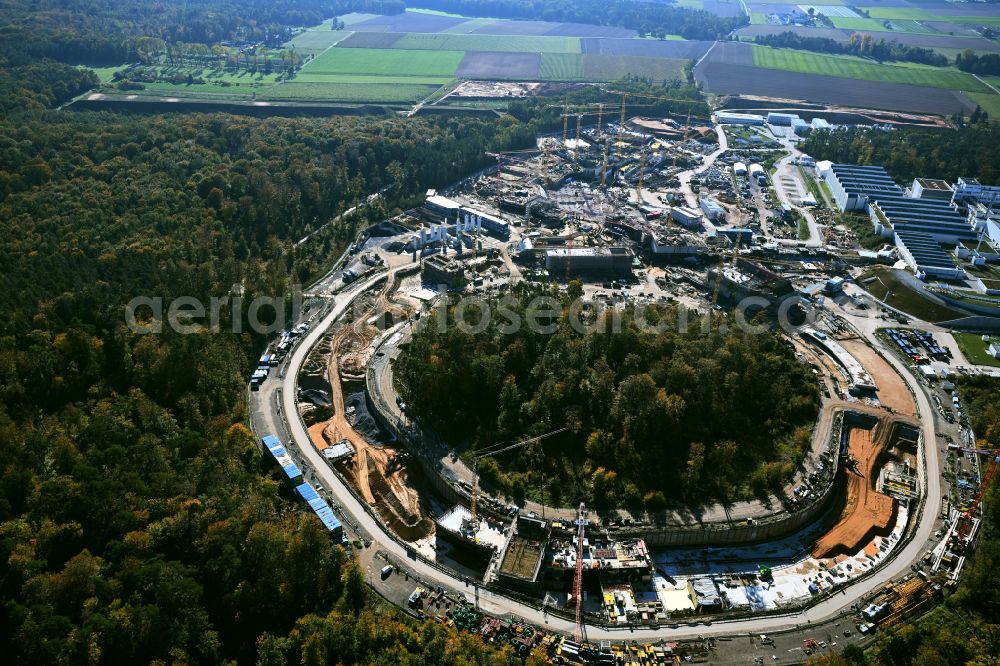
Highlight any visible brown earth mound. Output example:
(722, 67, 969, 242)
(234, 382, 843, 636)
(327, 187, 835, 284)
(813, 423, 897, 558)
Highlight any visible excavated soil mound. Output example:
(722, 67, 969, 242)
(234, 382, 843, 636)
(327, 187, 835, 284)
(813, 425, 897, 558)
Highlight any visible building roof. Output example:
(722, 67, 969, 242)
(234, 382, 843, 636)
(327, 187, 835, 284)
(545, 247, 631, 258)
(690, 578, 722, 606)
(915, 178, 951, 192)
(895, 231, 960, 271)
(426, 194, 461, 211)
(295, 483, 342, 534)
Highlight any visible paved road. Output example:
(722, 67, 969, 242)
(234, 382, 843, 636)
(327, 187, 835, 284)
(771, 137, 823, 247)
(249, 274, 946, 643)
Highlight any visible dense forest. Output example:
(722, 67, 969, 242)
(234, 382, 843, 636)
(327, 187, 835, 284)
(808, 376, 1000, 666)
(1, 0, 998, 663)
(408, 0, 747, 40)
(0, 4, 542, 658)
(393, 286, 820, 510)
(0, 4, 717, 661)
(800, 124, 1000, 186)
(754, 32, 948, 67)
(0, 0, 394, 64)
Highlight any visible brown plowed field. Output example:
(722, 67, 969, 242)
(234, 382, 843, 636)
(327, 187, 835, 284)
(813, 424, 897, 558)
(839, 339, 915, 416)
(695, 44, 976, 116)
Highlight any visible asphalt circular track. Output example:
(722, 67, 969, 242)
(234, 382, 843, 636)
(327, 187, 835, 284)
(252, 271, 942, 641)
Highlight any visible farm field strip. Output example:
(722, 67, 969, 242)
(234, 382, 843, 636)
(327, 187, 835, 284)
(884, 19, 939, 34)
(260, 81, 440, 103)
(289, 30, 353, 52)
(964, 92, 1000, 121)
(301, 47, 465, 77)
(392, 32, 581, 53)
(293, 73, 455, 85)
(829, 17, 893, 31)
(582, 55, 689, 82)
(538, 53, 585, 80)
(751, 45, 990, 92)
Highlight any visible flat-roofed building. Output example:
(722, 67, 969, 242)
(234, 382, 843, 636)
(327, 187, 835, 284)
(895, 231, 967, 280)
(910, 178, 953, 200)
(715, 111, 764, 125)
(670, 206, 704, 228)
(952, 177, 1000, 211)
(544, 247, 633, 278)
(824, 164, 901, 212)
(422, 253, 465, 286)
(868, 194, 975, 244)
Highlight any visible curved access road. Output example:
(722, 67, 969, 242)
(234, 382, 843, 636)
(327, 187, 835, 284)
(255, 273, 943, 642)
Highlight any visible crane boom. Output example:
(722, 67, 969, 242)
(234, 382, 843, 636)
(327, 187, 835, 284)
(469, 427, 568, 528)
(573, 502, 588, 644)
(955, 447, 1000, 543)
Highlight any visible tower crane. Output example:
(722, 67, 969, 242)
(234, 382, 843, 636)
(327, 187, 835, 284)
(948, 445, 1000, 547)
(635, 149, 647, 205)
(600, 139, 610, 190)
(605, 88, 703, 143)
(468, 427, 568, 532)
(572, 502, 588, 644)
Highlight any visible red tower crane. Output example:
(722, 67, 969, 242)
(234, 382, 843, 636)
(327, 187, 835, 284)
(572, 502, 588, 644)
(949, 445, 1000, 545)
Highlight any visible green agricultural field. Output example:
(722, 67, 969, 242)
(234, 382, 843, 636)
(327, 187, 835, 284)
(964, 92, 1000, 121)
(289, 30, 352, 53)
(261, 81, 440, 103)
(948, 16, 1000, 25)
(539, 53, 585, 80)
(829, 17, 889, 31)
(393, 33, 581, 53)
(863, 8, 1000, 25)
(302, 47, 464, 77)
(443, 18, 497, 34)
(751, 46, 989, 92)
(885, 19, 938, 34)
(750, 12, 771, 25)
(293, 73, 455, 85)
(582, 55, 688, 82)
(862, 8, 938, 20)
(86, 65, 128, 82)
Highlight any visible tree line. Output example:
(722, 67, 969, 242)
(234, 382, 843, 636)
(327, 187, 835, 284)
(799, 124, 1000, 186)
(956, 49, 1000, 77)
(407, 0, 747, 40)
(0, 0, 390, 65)
(754, 31, 949, 67)
(393, 286, 820, 511)
(0, 10, 720, 660)
(0, 13, 549, 660)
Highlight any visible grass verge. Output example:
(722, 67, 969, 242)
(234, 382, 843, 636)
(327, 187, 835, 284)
(954, 333, 1000, 367)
